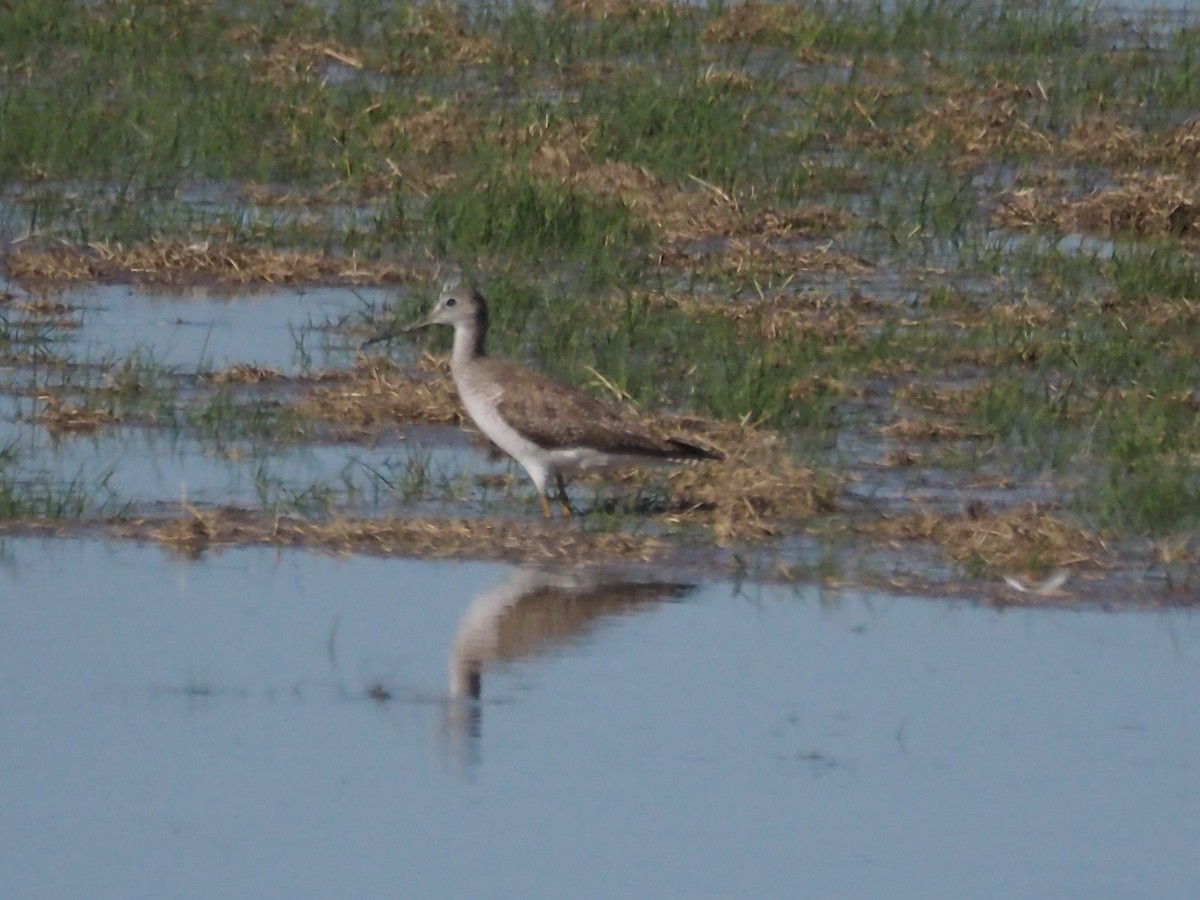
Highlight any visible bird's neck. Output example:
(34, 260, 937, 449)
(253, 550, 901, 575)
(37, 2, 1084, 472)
(451, 317, 487, 370)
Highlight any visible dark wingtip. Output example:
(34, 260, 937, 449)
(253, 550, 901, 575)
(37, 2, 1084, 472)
(668, 438, 724, 461)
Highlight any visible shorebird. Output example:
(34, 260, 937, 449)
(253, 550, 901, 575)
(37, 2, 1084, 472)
(364, 285, 722, 517)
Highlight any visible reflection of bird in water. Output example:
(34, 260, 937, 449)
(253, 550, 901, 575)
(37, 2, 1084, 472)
(441, 567, 695, 767)
(450, 567, 694, 699)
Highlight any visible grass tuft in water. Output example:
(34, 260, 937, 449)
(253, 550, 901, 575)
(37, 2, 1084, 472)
(425, 168, 648, 270)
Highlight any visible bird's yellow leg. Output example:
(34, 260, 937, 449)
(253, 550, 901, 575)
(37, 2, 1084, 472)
(539, 493, 553, 519)
(556, 475, 572, 518)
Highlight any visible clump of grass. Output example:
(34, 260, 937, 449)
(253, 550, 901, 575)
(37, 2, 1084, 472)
(794, 0, 1090, 56)
(186, 389, 308, 443)
(0, 444, 121, 520)
(296, 358, 462, 432)
(1109, 243, 1200, 302)
(658, 419, 839, 543)
(34, 394, 123, 435)
(579, 69, 762, 188)
(1092, 458, 1200, 534)
(701, 2, 823, 47)
(425, 167, 648, 269)
(489, 0, 689, 66)
(26, 347, 181, 428)
(5, 239, 426, 284)
(0, 308, 61, 365)
(861, 504, 1104, 578)
(994, 176, 1200, 242)
(1084, 391, 1200, 533)
(112, 507, 672, 563)
(252, 468, 339, 517)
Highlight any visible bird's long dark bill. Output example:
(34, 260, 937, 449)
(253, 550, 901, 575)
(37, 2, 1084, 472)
(361, 316, 433, 347)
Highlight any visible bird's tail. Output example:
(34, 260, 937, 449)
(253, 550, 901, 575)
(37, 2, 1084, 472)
(666, 438, 724, 461)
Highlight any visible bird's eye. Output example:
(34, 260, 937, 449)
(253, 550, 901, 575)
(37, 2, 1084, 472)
(445, 297, 457, 307)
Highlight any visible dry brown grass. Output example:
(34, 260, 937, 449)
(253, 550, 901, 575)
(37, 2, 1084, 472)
(204, 364, 287, 385)
(385, 101, 482, 158)
(1062, 114, 1200, 169)
(364, 100, 489, 190)
(623, 288, 877, 356)
(656, 238, 867, 281)
(296, 355, 462, 430)
(580, 162, 852, 247)
(843, 79, 1047, 163)
(6, 239, 428, 284)
(993, 173, 1200, 239)
(701, 1, 821, 47)
(1166, 116, 1200, 163)
(559, 0, 682, 23)
(231, 2, 494, 81)
(112, 507, 669, 563)
(380, 1, 496, 69)
(34, 395, 122, 435)
(649, 419, 837, 542)
(718, 290, 876, 346)
(903, 80, 1053, 164)
(852, 95, 1200, 174)
(4, 295, 79, 321)
(1061, 117, 1157, 167)
(840, 77, 1195, 177)
(861, 503, 1106, 575)
(234, 33, 367, 89)
(513, 115, 853, 248)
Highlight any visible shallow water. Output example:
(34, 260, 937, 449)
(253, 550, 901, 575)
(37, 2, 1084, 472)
(0, 415, 481, 513)
(5, 280, 1074, 521)
(59, 283, 386, 374)
(1, 539, 1196, 899)
(0, 283, 503, 514)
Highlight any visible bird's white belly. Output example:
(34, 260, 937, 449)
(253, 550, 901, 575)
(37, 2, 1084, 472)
(545, 446, 640, 474)
(459, 390, 553, 488)
(458, 390, 639, 488)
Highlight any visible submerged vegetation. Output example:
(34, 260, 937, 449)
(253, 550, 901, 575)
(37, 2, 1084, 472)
(1, 0, 1199, 591)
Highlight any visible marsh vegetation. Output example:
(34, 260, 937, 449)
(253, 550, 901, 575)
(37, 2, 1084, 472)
(2, 0, 1199, 597)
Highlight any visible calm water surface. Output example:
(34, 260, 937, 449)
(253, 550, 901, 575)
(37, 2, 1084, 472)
(64, 283, 381, 373)
(1, 539, 1197, 899)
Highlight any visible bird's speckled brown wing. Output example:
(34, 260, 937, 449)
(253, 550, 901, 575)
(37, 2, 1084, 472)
(476, 358, 716, 459)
